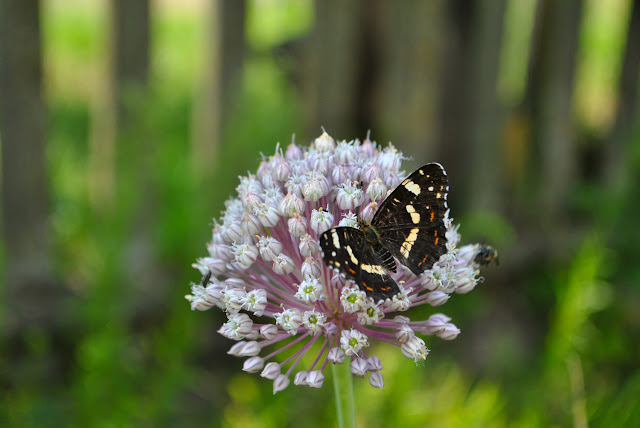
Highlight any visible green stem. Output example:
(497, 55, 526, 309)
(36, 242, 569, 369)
(332, 362, 357, 428)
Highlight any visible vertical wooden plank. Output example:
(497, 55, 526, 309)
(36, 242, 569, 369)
(438, 0, 507, 213)
(193, 0, 246, 179)
(527, 0, 584, 221)
(304, 0, 362, 138)
(0, 0, 58, 332)
(374, 0, 445, 162)
(605, 0, 640, 190)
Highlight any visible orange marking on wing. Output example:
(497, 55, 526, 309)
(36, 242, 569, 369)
(430, 211, 435, 222)
(419, 253, 430, 266)
(348, 267, 356, 274)
(434, 236, 439, 246)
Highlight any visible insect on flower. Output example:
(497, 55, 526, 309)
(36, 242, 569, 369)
(186, 132, 491, 393)
(319, 163, 449, 302)
(474, 244, 499, 266)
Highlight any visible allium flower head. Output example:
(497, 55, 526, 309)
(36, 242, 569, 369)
(186, 132, 489, 393)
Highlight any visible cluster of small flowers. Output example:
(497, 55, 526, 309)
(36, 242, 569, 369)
(186, 132, 487, 393)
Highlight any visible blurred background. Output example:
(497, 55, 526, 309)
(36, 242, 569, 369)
(1, 0, 639, 426)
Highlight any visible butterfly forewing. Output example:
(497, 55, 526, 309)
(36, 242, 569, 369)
(371, 163, 449, 275)
(319, 227, 400, 302)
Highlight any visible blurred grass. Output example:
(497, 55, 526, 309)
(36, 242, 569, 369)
(3, 0, 640, 427)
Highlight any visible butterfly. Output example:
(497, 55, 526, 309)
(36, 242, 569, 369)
(319, 163, 449, 302)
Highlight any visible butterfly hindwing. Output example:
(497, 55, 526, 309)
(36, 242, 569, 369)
(372, 163, 449, 275)
(319, 227, 400, 302)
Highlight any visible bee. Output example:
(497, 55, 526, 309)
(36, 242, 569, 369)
(475, 245, 499, 266)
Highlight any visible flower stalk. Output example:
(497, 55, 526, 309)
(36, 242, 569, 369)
(332, 359, 357, 428)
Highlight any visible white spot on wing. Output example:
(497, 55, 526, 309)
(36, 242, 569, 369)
(345, 245, 359, 265)
(403, 180, 421, 196)
(400, 227, 420, 258)
(405, 205, 421, 224)
(361, 264, 385, 275)
(331, 229, 341, 249)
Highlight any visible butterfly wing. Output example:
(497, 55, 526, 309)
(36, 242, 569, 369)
(319, 227, 400, 302)
(372, 163, 449, 275)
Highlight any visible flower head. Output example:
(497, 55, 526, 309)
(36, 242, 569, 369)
(186, 132, 489, 392)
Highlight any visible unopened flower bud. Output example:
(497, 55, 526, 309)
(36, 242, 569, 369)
(306, 370, 325, 388)
(327, 347, 345, 364)
(260, 324, 279, 340)
(228, 341, 261, 357)
(254, 203, 280, 227)
(314, 131, 335, 152)
(438, 323, 461, 340)
(301, 257, 321, 279)
(395, 324, 415, 343)
(366, 356, 383, 372)
(369, 372, 384, 389)
(294, 371, 308, 386)
(260, 362, 281, 380)
(324, 322, 337, 337)
(279, 193, 305, 217)
(257, 236, 282, 262)
(350, 358, 368, 377)
(288, 214, 307, 238)
(273, 374, 290, 394)
(359, 202, 378, 223)
(272, 157, 291, 183)
(361, 163, 381, 183)
(331, 165, 348, 185)
(285, 142, 303, 160)
(240, 212, 261, 236)
(242, 356, 265, 373)
(231, 242, 258, 270)
(425, 290, 450, 306)
(303, 179, 325, 202)
(299, 234, 319, 257)
(272, 254, 295, 275)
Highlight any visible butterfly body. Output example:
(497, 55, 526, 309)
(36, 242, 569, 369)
(319, 163, 449, 302)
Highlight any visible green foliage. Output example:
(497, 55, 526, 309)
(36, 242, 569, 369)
(246, 0, 314, 51)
